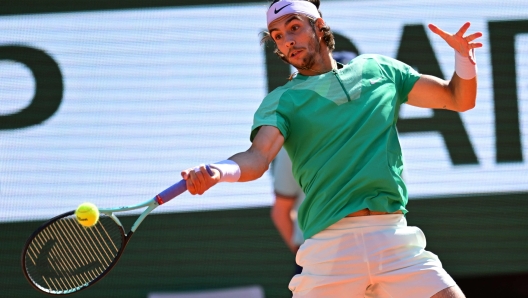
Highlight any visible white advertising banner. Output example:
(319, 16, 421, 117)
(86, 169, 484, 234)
(1, 0, 527, 222)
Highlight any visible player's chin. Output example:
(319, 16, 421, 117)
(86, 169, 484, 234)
(288, 58, 306, 70)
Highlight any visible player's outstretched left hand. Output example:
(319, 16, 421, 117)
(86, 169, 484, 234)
(428, 22, 483, 64)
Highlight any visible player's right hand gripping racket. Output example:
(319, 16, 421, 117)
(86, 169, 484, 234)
(21, 167, 213, 295)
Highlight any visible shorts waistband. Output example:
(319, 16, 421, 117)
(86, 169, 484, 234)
(346, 209, 403, 217)
(326, 213, 406, 231)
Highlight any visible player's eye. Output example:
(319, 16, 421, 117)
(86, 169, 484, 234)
(291, 25, 299, 31)
(273, 34, 282, 41)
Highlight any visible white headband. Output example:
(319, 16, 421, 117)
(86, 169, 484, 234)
(267, 0, 321, 27)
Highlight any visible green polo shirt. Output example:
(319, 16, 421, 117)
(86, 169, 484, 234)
(251, 54, 421, 239)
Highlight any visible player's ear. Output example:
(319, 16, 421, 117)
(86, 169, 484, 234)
(315, 18, 325, 35)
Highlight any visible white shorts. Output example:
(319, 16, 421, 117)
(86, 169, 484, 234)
(289, 214, 456, 298)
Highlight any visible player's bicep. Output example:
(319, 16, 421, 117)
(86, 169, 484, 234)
(407, 74, 457, 110)
(250, 126, 285, 163)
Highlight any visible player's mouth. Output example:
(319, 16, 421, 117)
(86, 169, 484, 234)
(290, 49, 303, 58)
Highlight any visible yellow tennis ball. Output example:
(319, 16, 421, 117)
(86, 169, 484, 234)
(75, 202, 99, 227)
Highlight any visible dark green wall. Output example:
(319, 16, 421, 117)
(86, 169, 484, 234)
(4, 192, 528, 297)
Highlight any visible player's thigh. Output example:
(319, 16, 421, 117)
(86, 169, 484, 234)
(290, 277, 366, 298)
(431, 285, 466, 298)
(369, 231, 457, 298)
(362, 223, 457, 298)
(289, 231, 369, 297)
(373, 263, 457, 298)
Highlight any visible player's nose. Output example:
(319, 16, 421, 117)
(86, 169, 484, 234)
(285, 35, 295, 47)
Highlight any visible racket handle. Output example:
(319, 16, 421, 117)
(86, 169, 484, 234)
(155, 165, 214, 205)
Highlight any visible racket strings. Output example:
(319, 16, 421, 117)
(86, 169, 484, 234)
(24, 214, 124, 294)
(43, 222, 95, 287)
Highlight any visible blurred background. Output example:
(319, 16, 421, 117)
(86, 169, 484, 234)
(1, 0, 527, 297)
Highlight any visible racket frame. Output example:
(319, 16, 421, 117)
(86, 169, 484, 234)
(99, 197, 160, 234)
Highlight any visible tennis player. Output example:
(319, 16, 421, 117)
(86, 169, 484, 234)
(182, 0, 482, 297)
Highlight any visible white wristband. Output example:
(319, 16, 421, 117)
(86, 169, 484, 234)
(210, 160, 241, 183)
(455, 50, 477, 80)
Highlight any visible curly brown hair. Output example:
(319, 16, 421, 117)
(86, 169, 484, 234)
(260, 0, 335, 63)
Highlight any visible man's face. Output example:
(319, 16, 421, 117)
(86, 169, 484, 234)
(268, 14, 320, 70)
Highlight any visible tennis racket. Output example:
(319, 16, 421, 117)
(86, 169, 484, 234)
(21, 166, 213, 295)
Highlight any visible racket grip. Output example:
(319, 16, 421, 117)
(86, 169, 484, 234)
(155, 165, 214, 205)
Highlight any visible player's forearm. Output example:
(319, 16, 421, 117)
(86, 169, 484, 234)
(448, 74, 477, 112)
(229, 149, 270, 182)
(408, 69, 477, 112)
(183, 126, 282, 194)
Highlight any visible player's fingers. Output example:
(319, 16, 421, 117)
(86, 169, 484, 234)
(468, 42, 483, 49)
(186, 174, 196, 194)
(193, 166, 204, 179)
(197, 167, 209, 195)
(455, 22, 471, 36)
(193, 165, 207, 188)
(428, 23, 450, 40)
(188, 169, 201, 194)
(181, 168, 193, 180)
(199, 164, 213, 180)
(465, 32, 482, 43)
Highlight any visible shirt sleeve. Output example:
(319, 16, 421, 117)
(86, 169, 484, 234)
(250, 88, 290, 142)
(377, 55, 421, 104)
